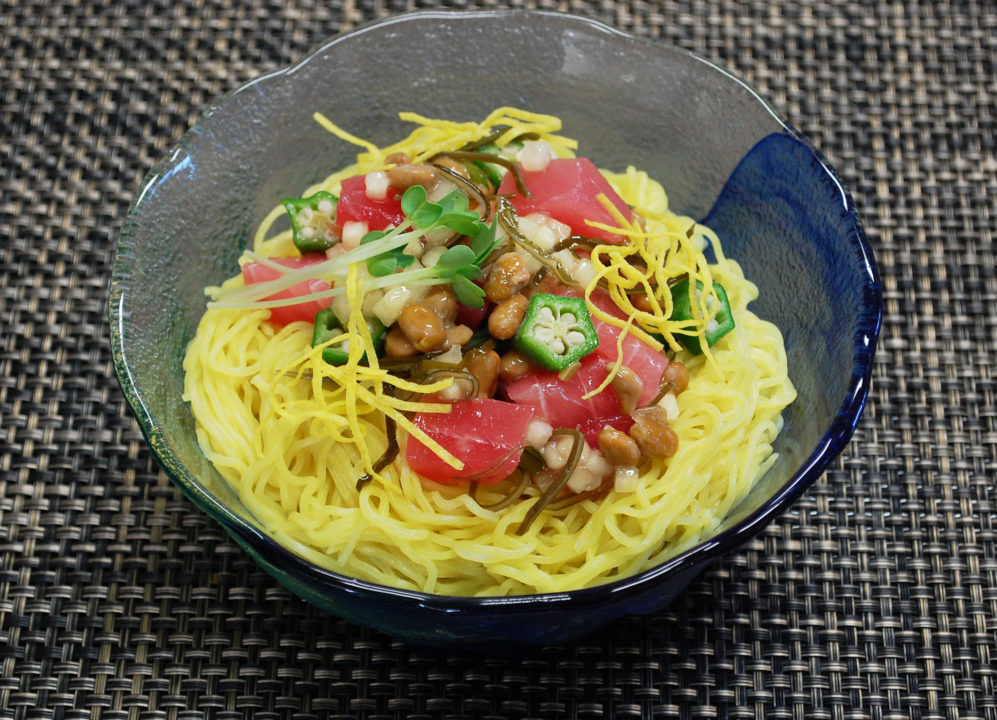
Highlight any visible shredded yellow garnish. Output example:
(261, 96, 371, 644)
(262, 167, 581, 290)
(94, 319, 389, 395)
(240, 109, 588, 475)
(586, 178, 730, 366)
(252, 107, 575, 257)
(312, 112, 383, 158)
(578, 187, 728, 399)
(182, 109, 797, 596)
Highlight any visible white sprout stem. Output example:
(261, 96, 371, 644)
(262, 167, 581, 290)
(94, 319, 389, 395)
(362, 267, 449, 292)
(207, 222, 417, 308)
(241, 252, 306, 274)
(213, 284, 348, 309)
(211, 263, 462, 311)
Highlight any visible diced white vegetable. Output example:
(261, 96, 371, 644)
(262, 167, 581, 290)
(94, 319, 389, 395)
(658, 392, 680, 422)
(525, 419, 553, 449)
(434, 345, 462, 366)
(614, 467, 640, 493)
(329, 267, 379, 326)
(567, 468, 599, 494)
(541, 434, 575, 471)
(361, 289, 384, 317)
(586, 449, 613, 481)
(518, 213, 569, 252)
(519, 140, 553, 172)
(518, 210, 601, 286)
(330, 294, 352, 325)
(552, 249, 578, 277)
(365, 171, 390, 200)
(427, 179, 457, 203)
(372, 286, 413, 326)
(401, 236, 423, 258)
(423, 227, 455, 247)
(533, 468, 558, 493)
(438, 378, 472, 402)
(341, 221, 368, 251)
(371, 283, 428, 326)
(573, 258, 597, 287)
(421, 245, 447, 268)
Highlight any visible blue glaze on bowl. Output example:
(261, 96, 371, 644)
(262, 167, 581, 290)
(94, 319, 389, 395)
(110, 10, 881, 648)
(206, 131, 881, 647)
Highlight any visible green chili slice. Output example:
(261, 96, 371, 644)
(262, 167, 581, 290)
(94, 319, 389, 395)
(669, 278, 735, 355)
(514, 294, 599, 372)
(281, 191, 339, 252)
(311, 308, 386, 366)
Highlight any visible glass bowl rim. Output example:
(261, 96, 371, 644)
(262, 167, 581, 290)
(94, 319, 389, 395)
(110, 8, 883, 611)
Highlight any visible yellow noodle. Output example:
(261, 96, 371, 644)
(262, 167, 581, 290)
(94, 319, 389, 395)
(182, 110, 796, 596)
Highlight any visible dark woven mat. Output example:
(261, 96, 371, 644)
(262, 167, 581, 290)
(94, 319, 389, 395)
(2, 0, 996, 717)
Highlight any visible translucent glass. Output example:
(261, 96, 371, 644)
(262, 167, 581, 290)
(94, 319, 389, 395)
(111, 10, 880, 647)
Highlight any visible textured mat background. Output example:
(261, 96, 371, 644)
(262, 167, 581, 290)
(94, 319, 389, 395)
(2, 0, 995, 718)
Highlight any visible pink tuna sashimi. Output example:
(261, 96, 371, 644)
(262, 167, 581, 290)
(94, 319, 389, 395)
(333, 173, 405, 232)
(569, 289, 669, 407)
(407, 399, 535, 485)
(502, 288, 669, 439)
(241, 255, 332, 326)
(576, 414, 635, 447)
(503, 353, 622, 435)
(496, 157, 632, 244)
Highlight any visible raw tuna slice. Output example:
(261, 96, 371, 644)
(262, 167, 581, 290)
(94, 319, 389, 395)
(406, 399, 535, 485)
(502, 286, 669, 441)
(503, 353, 622, 433)
(496, 157, 632, 244)
(241, 255, 332, 326)
(568, 289, 670, 407)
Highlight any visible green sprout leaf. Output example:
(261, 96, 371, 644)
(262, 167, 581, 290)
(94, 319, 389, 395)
(441, 214, 482, 236)
(362, 230, 395, 276)
(361, 229, 388, 245)
(400, 185, 428, 217)
(401, 185, 444, 228)
(435, 245, 476, 272)
(436, 190, 483, 235)
(362, 229, 418, 276)
(367, 255, 396, 277)
(360, 236, 415, 277)
(395, 254, 415, 269)
(469, 218, 500, 264)
(438, 190, 469, 215)
(450, 274, 486, 308)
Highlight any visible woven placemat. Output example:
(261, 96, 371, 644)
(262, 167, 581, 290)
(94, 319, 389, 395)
(2, 0, 995, 717)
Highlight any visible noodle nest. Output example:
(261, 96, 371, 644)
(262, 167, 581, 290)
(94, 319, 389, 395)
(183, 109, 796, 596)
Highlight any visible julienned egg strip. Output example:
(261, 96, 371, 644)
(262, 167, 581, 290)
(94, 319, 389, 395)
(182, 108, 796, 596)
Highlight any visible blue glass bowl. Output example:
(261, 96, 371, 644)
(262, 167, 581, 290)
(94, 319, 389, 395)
(110, 10, 881, 647)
